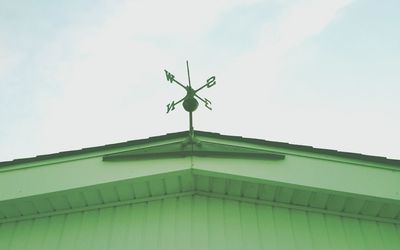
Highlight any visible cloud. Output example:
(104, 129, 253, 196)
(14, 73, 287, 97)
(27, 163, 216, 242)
(265, 0, 352, 52)
(207, 0, 354, 147)
(239, 0, 352, 65)
(220, 0, 353, 99)
(29, 0, 258, 152)
(0, 41, 20, 82)
(35, 0, 353, 148)
(0, 0, 359, 160)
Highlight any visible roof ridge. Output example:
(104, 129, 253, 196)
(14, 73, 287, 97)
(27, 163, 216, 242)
(0, 130, 398, 168)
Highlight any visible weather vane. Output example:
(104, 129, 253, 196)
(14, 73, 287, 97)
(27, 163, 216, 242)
(164, 60, 216, 141)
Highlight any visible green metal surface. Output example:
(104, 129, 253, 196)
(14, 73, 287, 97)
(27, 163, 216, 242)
(1, 195, 399, 250)
(0, 131, 399, 219)
(0, 131, 399, 249)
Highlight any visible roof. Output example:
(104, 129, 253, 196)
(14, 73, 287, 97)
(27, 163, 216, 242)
(1, 130, 399, 168)
(1, 130, 399, 225)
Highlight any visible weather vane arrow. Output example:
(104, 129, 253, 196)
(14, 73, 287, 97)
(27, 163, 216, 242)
(164, 60, 216, 141)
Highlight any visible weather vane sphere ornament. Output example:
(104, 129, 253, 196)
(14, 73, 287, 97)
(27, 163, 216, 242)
(182, 93, 199, 112)
(164, 60, 216, 139)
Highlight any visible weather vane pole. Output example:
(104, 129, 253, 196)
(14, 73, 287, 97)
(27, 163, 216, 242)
(164, 60, 216, 141)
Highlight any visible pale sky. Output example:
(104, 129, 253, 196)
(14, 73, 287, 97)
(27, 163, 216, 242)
(0, 0, 399, 161)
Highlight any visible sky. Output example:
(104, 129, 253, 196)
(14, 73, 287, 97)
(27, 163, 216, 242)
(0, 0, 399, 161)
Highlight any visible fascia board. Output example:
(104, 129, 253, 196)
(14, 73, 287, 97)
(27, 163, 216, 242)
(191, 155, 400, 202)
(0, 156, 191, 202)
(195, 135, 400, 170)
(0, 136, 188, 172)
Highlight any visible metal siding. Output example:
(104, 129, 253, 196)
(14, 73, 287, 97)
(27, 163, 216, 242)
(1, 195, 399, 250)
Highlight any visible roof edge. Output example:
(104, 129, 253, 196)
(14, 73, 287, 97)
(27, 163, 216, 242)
(0, 130, 399, 168)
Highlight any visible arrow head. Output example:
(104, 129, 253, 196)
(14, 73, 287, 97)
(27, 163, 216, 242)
(166, 101, 176, 113)
(206, 76, 216, 88)
(164, 70, 175, 83)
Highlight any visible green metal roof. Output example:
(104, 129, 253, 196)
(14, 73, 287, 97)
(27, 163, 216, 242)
(0, 130, 399, 168)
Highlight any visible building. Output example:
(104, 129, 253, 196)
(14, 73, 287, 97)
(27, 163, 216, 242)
(0, 130, 399, 249)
